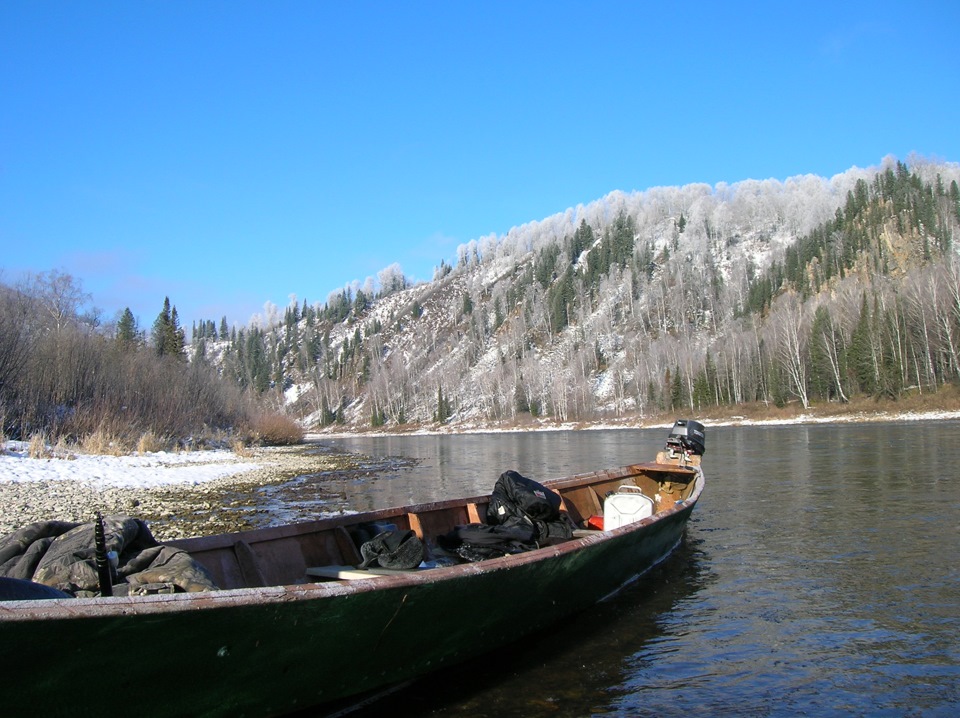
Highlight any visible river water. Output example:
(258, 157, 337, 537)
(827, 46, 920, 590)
(313, 422, 960, 717)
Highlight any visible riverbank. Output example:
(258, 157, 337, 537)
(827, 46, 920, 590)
(0, 443, 365, 540)
(315, 399, 960, 437)
(4, 401, 959, 540)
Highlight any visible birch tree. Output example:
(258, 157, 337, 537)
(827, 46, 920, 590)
(767, 291, 810, 409)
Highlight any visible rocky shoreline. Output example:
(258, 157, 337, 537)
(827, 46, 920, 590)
(0, 444, 367, 541)
(6, 407, 959, 542)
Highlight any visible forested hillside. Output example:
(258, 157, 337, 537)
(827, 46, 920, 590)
(3, 156, 959, 444)
(202, 156, 960, 430)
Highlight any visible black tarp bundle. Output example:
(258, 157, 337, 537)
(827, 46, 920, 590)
(0, 515, 217, 598)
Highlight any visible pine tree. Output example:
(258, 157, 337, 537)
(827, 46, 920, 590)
(670, 366, 684, 410)
(192, 337, 207, 364)
(152, 297, 172, 355)
(570, 219, 595, 259)
(848, 294, 877, 395)
(116, 307, 139, 347)
(246, 328, 270, 392)
(809, 305, 834, 400)
(548, 267, 574, 333)
(169, 307, 185, 356)
(152, 297, 185, 358)
(434, 384, 453, 423)
(692, 369, 710, 409)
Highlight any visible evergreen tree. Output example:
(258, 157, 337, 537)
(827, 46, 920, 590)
(670, 366, 684, 410)
(434, 384, 453, 423)
(152, 297, 172, 355)
(169, 307, 186, 356)
(809, 305, 835, 401)
(877, 297, 904, 399)
(371, 402, 386, 427)
(152, 297, 185, 359)
(548, 267, 574, 333)
(692, 369, 710, 409)
(192, 337, 207, 364)
(354, 290, 369, 314)
(246, 328, 270, 392)
(569, 219, 595, 259)
(116, 307, 139, 347)
(848, 294, 877, 395)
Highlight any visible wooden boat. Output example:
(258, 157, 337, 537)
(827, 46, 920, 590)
(0, 421, 705, 717)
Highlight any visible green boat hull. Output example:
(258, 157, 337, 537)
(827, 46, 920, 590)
(0, 503, 694, 717)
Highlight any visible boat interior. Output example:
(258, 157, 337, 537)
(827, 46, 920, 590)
(169, 454, 700, 591)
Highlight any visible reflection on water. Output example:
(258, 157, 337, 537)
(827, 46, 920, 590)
(327, 429, 668, 512)
(317, 422, 960, 717)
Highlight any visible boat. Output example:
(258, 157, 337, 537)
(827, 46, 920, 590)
(0, 420, 705, 717)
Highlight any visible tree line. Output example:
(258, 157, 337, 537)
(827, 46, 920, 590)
(0, 275, 301, 447)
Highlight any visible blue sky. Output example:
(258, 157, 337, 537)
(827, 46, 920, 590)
(2, 1, 958, 331)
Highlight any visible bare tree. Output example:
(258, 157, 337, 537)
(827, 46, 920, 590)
(767, 291, 810, 409)
(23, 269, 90, 334)
(0, 285, 33, 406)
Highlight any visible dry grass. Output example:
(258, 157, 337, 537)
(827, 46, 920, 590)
(79, 426, 127, 456)
(27, 432, 50, 459)
(136, 430, 165, 454)
(231, 438, 253, 457)
(51, 436, 77, 460)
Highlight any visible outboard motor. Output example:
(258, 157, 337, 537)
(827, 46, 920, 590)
(666, 419, 706, 456)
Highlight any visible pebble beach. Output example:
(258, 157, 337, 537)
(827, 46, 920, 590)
(0, 441, 362, 541)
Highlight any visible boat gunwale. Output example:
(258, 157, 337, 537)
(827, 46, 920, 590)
(0, 462, 703, 621)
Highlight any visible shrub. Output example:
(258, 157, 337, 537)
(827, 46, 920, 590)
(249, 413, 304, 446)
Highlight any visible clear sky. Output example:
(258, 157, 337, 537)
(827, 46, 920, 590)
(2, 1, 958, 331)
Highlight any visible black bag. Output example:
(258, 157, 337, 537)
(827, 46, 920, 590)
(437, 520, 538, 562)
(487, 470, 562, 525)
(358, 529, 425, 570)
(533, 515, 576, 544)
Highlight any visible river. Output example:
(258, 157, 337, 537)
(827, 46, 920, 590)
(310, 421, 960, 717)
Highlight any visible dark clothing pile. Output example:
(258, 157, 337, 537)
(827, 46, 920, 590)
(0, 515, 218, 598)
(438, 470, 575, 562)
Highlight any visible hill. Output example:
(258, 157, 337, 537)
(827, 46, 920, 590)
(191, 155, 960, 432)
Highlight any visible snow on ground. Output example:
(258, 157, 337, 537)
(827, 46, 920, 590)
(0, 442, 260, 488)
